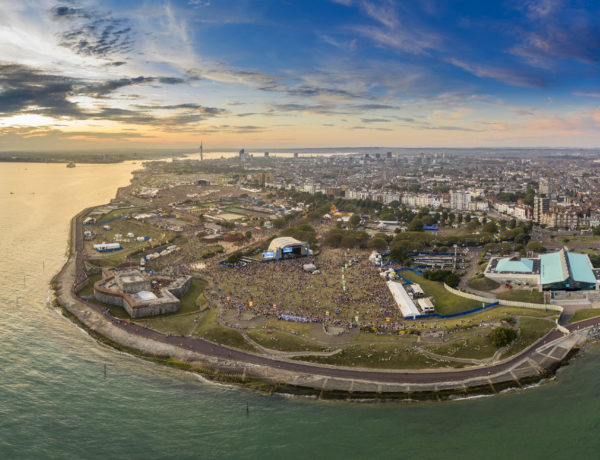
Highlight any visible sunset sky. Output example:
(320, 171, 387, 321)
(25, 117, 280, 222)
(1, 0, 600, 151)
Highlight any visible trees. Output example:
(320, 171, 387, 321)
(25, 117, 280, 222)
(349, 213, 361, 227)
(482, 221, 498, 234)
(408, 217, 424, 232)
(390, 245, 409, 265)
(379, 211, 396, 221)
(489, 327, 517, 348)
(272, 218, 287, 229)
(227, 252, 243, 264)
(367, 237, 388, 251)
(526, 241, 545, 253)
(281, 223, 317, 244)
(323, 228, 369, 248)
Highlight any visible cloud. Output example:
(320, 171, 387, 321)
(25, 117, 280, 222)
(0, 63, 221, 126)
(420, 125, 481, 132)
(270, 102, 396, 115)
(511, 0, 600, 66)
(361, 118, 390, 123)
(53, 5, 135, 61)
(351, 1, 441, 55)
(446, 58, 547, 88)
(573, 91, 600, 99)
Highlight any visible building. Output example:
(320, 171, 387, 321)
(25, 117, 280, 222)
(94, 269, 192, 318)
(263, 237, 309, 260)
(534, 196, 550, 223)
(539, 178, 552, 197)
(484, 247, 598, 291)
(450, 190, 471, 211)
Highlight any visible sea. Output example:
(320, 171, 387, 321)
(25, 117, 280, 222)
(1, 161, 600, 459)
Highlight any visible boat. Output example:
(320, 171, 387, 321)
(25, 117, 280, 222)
(67, 162, 76, 168)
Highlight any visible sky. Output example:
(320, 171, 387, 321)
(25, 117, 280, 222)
(1, 0, 600, 151)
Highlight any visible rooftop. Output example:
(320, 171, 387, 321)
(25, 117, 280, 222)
(495, 257, 534, 273)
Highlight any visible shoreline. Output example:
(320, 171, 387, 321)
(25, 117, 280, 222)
(52, 202, 600, 402)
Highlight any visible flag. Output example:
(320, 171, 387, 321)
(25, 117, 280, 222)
(249, 301, 253, 307)
(354, 315, 359, 322)
(386, 316, 390, 323)
(325, 310, 329, 317)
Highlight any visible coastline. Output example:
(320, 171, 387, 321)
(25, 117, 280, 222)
(52, 201, 600, 402)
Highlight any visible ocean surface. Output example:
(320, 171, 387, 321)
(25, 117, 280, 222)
(1, 162, 600, 459)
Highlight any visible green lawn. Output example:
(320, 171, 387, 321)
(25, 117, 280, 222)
(400, 271, 481, 315)
(501, 317, 555, 359)
(76, 273, 102, 297)
(297, 343, 465, 369)
(468, 276, 500, 291)
(137, 312, 199, 336)
(497, 289, 545, 304)
(191, 309, 256, 351)
(428, 331, 497, 360)
(246, 329, 330, 352)
(569, 308, 600, 324)
(179, 278, 208, 313)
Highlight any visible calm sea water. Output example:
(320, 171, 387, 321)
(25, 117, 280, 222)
(1, 162, 600, 459)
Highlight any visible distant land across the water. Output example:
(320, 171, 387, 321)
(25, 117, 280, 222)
(1, 147, 599, 164)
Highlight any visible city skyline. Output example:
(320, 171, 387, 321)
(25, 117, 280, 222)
(2, 0, 600, 150)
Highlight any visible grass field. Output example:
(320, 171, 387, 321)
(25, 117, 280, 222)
(402, 306, 557, 332)
(468, 276, 500, 291)
(297, 343, 465, 369)
(76, 273, 102, 297)
(246, 329, 330, 352)
(179, 278, 208, 313)
(191, 309, 256, 351)
(569, 308, 600, 324)
(501, 317, 555, 359)
(138, 312, 199, 336)
(400, 271, 481, 315)
(428, 331, 497, 360)
(496, 289, 545, 304)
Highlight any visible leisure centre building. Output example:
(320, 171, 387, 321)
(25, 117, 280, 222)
(484, 247, 600, 291)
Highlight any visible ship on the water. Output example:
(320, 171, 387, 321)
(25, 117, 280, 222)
(67, 162, 76, 168)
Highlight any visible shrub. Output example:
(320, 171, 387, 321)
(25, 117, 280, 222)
(489, 327, 517, 348)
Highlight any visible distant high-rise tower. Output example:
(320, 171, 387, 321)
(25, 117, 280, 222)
(539, 178, 552, 198)
(264, 151, 269, 158)
(386, 151, 392, 159)
(294, 152, 299, 159)
(199, 141, 203, 161)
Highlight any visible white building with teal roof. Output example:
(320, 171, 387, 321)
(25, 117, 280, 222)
(484, 247, 599, 291)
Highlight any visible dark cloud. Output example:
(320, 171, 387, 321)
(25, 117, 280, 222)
(0, 63, 222, 126)
(420, 125, 481, 132)
(140, 103, 225, 114)
(51, 6, 90, 19)
(361, 118, 390, 123)
(52, 5, 134, 60)
(271, 102, 396, 115)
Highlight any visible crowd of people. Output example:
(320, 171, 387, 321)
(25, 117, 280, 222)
(205, 248, 404, 329)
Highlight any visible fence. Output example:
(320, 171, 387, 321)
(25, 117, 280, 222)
(443, 284, 563, 313)
(405, 301, 500, 320)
